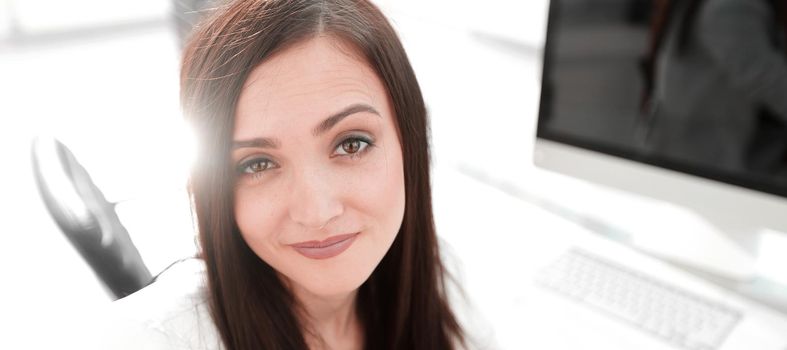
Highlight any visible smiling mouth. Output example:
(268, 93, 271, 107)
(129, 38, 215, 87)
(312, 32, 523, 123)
(289, 232, 359, 259)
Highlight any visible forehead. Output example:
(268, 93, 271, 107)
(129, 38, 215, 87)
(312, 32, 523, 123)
(234, 36, 390, 139)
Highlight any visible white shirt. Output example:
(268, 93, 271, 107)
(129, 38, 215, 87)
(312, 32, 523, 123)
(101, 258, 223, 350)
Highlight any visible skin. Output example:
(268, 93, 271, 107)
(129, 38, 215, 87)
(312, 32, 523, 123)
(231, 35, 406, 349)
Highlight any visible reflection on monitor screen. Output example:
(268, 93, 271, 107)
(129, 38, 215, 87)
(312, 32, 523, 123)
(535, 0, 787, 282)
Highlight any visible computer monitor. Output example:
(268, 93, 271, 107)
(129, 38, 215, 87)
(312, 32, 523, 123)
(534, 0, 787, 282)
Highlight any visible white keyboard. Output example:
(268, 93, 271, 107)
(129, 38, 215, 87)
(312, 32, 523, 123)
(536, 249, 742, 350)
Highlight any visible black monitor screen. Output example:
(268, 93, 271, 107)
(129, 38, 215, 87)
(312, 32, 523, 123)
(537, 0, 787, 197)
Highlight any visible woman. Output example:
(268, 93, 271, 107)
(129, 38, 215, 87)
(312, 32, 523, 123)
(107, 0, 469, 349)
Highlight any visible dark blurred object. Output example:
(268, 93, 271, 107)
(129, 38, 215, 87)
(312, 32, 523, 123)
(627, 0, 654, 23)
(744, 109, 787, 176)
(172, 0, 217, 45)
(31, 136, 151, 300)
(641, 0, 787, 175)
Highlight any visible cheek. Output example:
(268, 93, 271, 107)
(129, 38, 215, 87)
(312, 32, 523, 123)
(352, 140, 406, 233)
(233, 187, 283, 261)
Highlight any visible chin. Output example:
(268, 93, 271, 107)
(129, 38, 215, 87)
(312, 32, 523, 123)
(271, 270, 355, 302)
(302, 268, 376, 301)
(302, 281, 361, 299)
(297, 263, 374, 298)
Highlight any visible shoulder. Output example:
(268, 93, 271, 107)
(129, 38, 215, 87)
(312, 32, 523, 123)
(100, 259, 224, 350)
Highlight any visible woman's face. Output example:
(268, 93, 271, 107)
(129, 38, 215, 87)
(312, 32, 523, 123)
(232, 36, 405, 298)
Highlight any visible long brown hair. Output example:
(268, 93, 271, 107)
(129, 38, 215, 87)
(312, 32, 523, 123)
(179, 1, 465, 349)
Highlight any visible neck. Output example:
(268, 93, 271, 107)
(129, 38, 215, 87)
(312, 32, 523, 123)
(289, 284, 363, 350)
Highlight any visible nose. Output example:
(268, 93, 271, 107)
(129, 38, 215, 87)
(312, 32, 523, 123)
(287, 167, 344, 230)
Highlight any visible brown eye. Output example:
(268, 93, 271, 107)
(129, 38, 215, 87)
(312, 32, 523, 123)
(334, 136, 372, 157)
(250, 160, 270, 172)
(342, 139, 361, 154)
(239, 158, 276, 175)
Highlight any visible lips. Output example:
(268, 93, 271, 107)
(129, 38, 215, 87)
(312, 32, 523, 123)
(289, 232, 359, 259)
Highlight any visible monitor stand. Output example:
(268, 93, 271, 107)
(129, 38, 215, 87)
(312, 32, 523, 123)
(621, 201, 760, 283)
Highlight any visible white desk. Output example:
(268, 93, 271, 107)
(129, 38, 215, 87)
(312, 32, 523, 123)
(431, 164, 787, 349)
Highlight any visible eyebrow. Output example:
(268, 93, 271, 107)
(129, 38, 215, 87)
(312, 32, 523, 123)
(232, 103, 381, 150)
(312, 103, 380, 137)
(232, 137, 280, 150)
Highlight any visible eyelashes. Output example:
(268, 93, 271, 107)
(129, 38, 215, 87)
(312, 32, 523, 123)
(235, 135, 376, 181)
